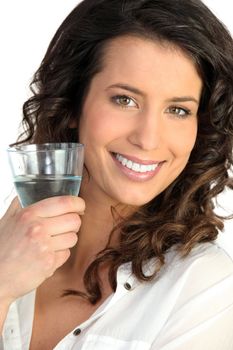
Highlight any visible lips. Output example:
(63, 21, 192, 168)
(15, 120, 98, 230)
(111, 152, 164, 182)
(115, 153, 160, 173)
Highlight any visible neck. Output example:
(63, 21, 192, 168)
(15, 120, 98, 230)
(59, 174, 137, 279)
(64, 180, 127, 274)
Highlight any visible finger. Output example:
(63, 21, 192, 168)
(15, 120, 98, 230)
(2, 197, 22, 219)
(27, 196, 85, 218)
(41, 213, 81, 236)
(51, 232, 78, 251)
(54, 249, 71, 269)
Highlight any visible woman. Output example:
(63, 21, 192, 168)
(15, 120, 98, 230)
(0, 0, 233, 349)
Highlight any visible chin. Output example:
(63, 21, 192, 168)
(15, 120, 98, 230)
(114, 191, 156, 207)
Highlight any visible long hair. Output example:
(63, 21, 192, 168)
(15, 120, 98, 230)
(16, 0, 233, 303)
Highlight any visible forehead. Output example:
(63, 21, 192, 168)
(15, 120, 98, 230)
(96, 35, 202, 97)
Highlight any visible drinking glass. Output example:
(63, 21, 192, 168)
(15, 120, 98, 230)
(7, 143, 84, 207)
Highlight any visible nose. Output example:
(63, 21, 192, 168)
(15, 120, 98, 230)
(127, 110, 162, 151)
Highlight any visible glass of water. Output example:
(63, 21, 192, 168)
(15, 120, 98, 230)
(7, 143, 84, 207)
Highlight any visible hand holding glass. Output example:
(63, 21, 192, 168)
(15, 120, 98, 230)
(7, 143, 84, 207)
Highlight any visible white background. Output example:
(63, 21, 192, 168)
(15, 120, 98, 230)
(0, 1, 232, 253)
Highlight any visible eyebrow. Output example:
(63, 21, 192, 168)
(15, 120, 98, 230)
(106, 83, 199, 105)
(106, 83, 145, 97)
(165, 96, 199, 105)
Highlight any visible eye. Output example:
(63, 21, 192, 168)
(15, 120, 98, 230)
(111, 95, 138, 108)
(166, 106, 192, 118)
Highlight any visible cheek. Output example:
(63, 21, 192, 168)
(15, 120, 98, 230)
(169, 122, 198, 157)
(79, 110, 107, 146)
(81, 118, 115, 148)
(79, 105, 125, 147)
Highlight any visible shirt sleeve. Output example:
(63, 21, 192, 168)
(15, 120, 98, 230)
(151, 248, 233, 350)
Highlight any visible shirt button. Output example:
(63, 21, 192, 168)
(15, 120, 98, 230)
(124, 282, 132, 290)
(73, 328, 82, 336)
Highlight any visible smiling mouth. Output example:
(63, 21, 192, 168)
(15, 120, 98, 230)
(111, 152, 163, 174)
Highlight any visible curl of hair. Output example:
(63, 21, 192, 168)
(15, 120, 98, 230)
(15, 0, 233, 304)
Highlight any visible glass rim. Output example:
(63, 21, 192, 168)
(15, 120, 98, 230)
(7, 142, 84, 153)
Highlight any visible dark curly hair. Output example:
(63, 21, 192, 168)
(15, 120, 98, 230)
(16, 0, 233, 303)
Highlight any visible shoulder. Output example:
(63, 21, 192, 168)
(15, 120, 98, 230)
(157, 242, 233, 310)
(140, 241, 233, 293)
(149, 244, 233, 349)
(165, 241, 233, 278)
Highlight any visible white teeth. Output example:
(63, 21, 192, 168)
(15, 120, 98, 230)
(122, 157, 127, 166)
(140, 164, 149, 172)
(115, 153, 159, 173)
(132, 163, 140, 172)
(126, 160, 133, 169)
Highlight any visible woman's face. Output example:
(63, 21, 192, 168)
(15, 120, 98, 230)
(79, 36, 202, 207)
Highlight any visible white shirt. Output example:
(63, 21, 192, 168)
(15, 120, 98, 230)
(1, 241, 233, 350)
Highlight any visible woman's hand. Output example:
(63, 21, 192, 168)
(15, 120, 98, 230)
(0, 195, 85, 305)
